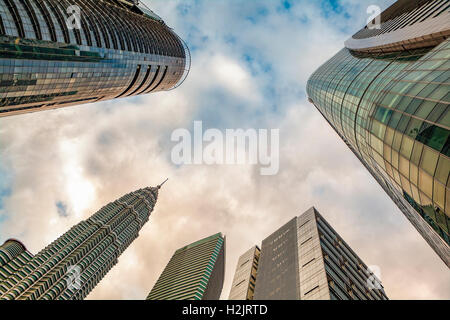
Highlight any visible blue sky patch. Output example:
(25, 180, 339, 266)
(56, 201, 69, 217)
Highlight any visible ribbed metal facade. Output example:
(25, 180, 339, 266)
(0, 0, 189, 117)
(0, 185, 160, 300)
(146, 233, 225, 300)
(253, 208, 388, 300)
(0, 239, 33, 274)
(228, 245, 260, 300)
(307, 0, 450, 267)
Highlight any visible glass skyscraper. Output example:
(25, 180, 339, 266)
(307, 0, 450, 266)
(228, 245, 260, 300)
(146, 233, 225, 300)
(0, 184, 162, 300)
(0, 0, 190, 117)
(250, 207, 388, 300)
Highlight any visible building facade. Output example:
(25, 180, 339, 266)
(252, 208, 388, 300)
(254, 217, 299, 300)
(307, 0, 450, 266)
(147, 233, 225, 300)
(0, 0, 190, 117)
(0, 184, 162, 300)
(228, 245, 260, 300)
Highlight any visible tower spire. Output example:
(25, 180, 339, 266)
(158, 178, 168, 189)
(0, 186, 158, 300)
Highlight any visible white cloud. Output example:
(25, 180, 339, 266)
(211, 55, 259, 101)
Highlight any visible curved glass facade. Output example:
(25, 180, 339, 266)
(307, 39, 450, 266)
(0, 186, 160, 300)
(0, 0, 188, 117)
(0, 239, 28, 266)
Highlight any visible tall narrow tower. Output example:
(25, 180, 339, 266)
(146, 233, 226, 300)
(228, 245, 260, 300)
(307, 0, 450, 266)
(0, 0, 190, 117)
(0, 183, 164, 300)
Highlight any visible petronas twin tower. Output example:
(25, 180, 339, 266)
(0, 0, 191, 300)
(0, 184, 163, 300)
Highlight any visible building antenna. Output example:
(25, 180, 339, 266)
(158, 178, 168, 189)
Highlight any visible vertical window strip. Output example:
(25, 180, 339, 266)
(4, 0, 25, 38)
(433, 2, 450, 18)
(45, 0, 70, 43)
(90, 3, 118, 49)
(116, 65, 142, 98)
(77, 9, 92, 46)
(139, 65, 160, 94)
(79, 0, 110, 48)
(19, 0, 42, 40)
(32, 0, 57, 42)
(111, 7, 138, 52)
(127, 65, 152, 97)
(149, 66, 168, 92)
(77, 0, 102, 48)
(419, 0, 447, 22)
(101, 3, 130, 51)
(122, 10, 148, 53)
(408, 0, 442, 27)
(0, 14, 5, 35)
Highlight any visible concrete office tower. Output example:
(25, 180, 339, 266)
(147, 233, 225, 300)
(307, 0, 450, 266)
(0, 0, 190, 117)
(228, 245, 260, 300)
(253, 208, 388, 300)
(0, 183, 163, 300)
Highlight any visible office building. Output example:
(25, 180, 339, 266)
(228, 245, 260, 300)
(0, 183, 163, 299)
(147, 233, 225, 300)
(250, 207, 388, 300)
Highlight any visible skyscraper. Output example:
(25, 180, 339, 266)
(0, 183, 163, 300)
(307, 0, 450, 266)
(0, 0, 190, 117)
(146, 233, 225, 300)
(249, 207, 388, 300)
(228, 245, 260, 300)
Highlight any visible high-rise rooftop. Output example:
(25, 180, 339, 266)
(0, 0, 190, 117)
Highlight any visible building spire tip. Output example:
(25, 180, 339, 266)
(158, 178, 168, 189)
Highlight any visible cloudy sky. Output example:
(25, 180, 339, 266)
(0, 0, 449, 300)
